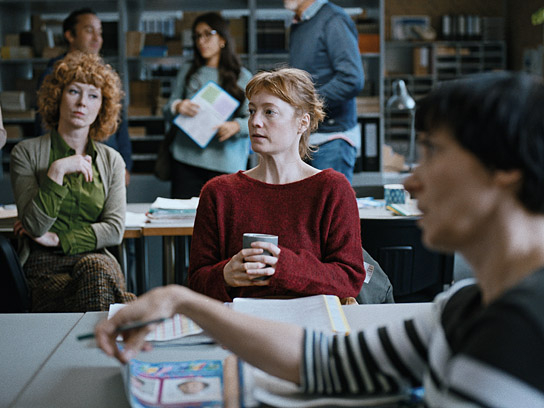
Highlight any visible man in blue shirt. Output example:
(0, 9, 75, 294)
(285, 0, 364, 182)
(35, 8, 133, 185)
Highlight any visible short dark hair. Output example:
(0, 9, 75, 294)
(416, 71, 544, 213)
(63, 8, 97, 41)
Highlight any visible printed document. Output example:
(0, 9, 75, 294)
(173, 81, 240, 148)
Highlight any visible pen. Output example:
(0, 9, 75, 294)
(77, 317, 168, 341)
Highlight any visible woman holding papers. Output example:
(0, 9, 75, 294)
(164, 12, 252, 199)
(97, 72, 544, 407)
(188, 68, 365, 301)
(10, 52, 135, 312)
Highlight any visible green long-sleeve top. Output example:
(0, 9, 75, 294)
(10, 130, 126, 263)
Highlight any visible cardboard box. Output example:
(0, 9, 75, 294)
(358, 34, 379, 53)
(144, 33, 164, 46)
(15, 78, 38, 108)
(41, 46, 65, 59)
(0, 91, 28, 112)
(413, 47, 430, 76)
(177, 12, 202, 33)
(126, 31, 145, 57)
(1, 109, 35, 120)
(4, 125, 23, 139)
(129, 79, 161, 114)
(128, 126, 147, 137)
(166, 40, 183, 56)
(230, 17, 247, 54)
(128, 105, 153, 117)
(0, 46, 34, 59)
(4, 34, 20, 47)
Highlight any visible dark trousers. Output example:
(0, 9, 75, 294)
(171, 160, 226, 199)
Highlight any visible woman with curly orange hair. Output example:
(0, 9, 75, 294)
(10, 51, 135, 312)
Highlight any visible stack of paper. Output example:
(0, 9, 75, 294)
(146, 197, 199, 222)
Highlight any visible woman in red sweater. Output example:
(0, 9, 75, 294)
(187, 68, 365, 301)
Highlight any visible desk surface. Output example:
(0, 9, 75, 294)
(7, 302, 432, 407)
(0, 313, 84, 407)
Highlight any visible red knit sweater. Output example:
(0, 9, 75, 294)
(188, 169, 365, 301)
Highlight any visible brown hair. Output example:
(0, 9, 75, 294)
(245, 67, 325, 160)
(37, 51, 123, 141)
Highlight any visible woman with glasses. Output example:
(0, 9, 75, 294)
(163, 12, 252, 199)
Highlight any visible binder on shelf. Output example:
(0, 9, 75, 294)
(360, 118, 380, 172)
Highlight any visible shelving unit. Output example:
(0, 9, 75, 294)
(383, 40, 506, 163)
(0, 0, 388, 187)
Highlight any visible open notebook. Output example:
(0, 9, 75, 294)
(232, 294, 350, 334)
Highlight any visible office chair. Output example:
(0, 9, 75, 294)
(361, 217, 454, 303)
(0, 235, 31, 312)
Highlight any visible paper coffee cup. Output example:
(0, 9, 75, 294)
(384, 184, 406, 207)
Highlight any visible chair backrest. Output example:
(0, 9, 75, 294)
(361, 217, 454, 303)
(0, 236, 31, 312)
(357, 247, 395, 304)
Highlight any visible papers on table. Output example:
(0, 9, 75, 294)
(125, 212, 148, 227)
(0, 205, 17, 219)
(150, 197, 200, 210)
(173, 81, 240, 148)
(146, 197, 199, 222)
(386, 202, 422, 216)
(232, 295, 350, 334)
(108, 303, 203, 343)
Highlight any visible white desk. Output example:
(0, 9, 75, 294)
(0, 313, 84, 407)
(7, 302, 433, 407)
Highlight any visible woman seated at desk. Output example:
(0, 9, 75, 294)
(10, 51, 135, 312)
(97, 71, 544, 406)
(188, 68, 365, 301)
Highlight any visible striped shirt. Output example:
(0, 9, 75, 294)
(302, 271, 544, 407)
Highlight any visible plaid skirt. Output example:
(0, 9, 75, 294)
(24, 247, 137, 312)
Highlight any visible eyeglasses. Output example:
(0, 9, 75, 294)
(192, 29, 218, 42)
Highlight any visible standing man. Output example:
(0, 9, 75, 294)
(285, 0, 364, 182)
(35, 8, 133, 185)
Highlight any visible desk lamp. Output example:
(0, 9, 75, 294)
(386, 79, 416, 170)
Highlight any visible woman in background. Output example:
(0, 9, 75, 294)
(187, 68, 365, 301)
(10, 51, 135, 312)
(164, 12, 252, 199)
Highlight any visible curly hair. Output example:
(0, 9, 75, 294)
(246, 68, 325, 160)
(37, 51, 123, 141)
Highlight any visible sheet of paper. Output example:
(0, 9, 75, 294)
(173, 81, 240, 148)
(108, 303, 202, 341)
